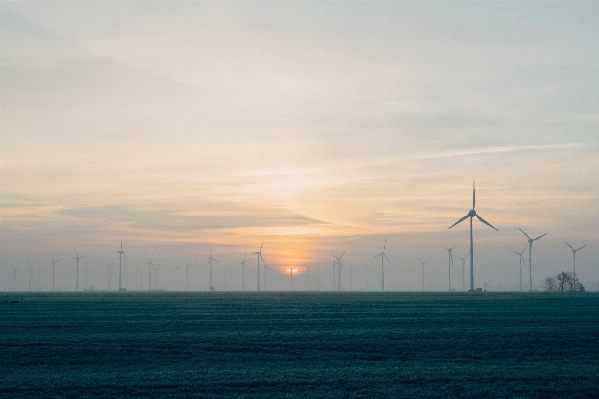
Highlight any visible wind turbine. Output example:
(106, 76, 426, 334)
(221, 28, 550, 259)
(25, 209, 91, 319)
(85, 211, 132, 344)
(448, 182, 498, 291)
(252, 241, 265, 292)
(263, 262, 270, 291)
(304, 265, 311, 291)
(184, 259, 193, 291)
(146, 256, 153, 292)
(74, 250, 85, 292)
(417, 257, 430, 292)
(375, 240, 391, 291)
(27, 261, 36, 292)
(440, 245, 457, 291)
(332, 251, 346, 291)
(366, 265, 370, 291)
(511, 244, 528, 291)
(239, 254, 249, 291)
(331, 258, 336, 291)
(519, 228, 547, 291)
(455, 253, 469, 292)
(117, 241, 126, 291)
(564, 242, 587, 277)
(222, 266, 228, 290)
(51, 256, 61, 292)
(106, 260, 113, 290)
(85, 260, 89, 290)
(288, 265, 297, 290)
(38, 265, 42, 291)
(206, 248, 219, 292)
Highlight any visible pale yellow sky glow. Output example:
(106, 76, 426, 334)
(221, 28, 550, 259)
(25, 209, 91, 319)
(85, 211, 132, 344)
(1, 2, 598, 291)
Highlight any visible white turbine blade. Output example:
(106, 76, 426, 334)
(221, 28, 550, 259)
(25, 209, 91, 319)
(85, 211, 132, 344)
(448, 215, 469, 229)
(564, 241, 574, 251)
(472, 181, 476, 210)
(383, 239, 386, 252)
(384, 253, 391, 264)
(340, 250, 346, 259)
(577, 244, 587, 251)
(521, 244, 528, 253)
(260, 240, 264, 252)
(440, 245, 449, 250)
(450, 253, 453, 265)
(374, 253, 382, 258)
(451, 244, 457, 250)
(533, 233, 547, 241)
(417, 257, 422, 262)
(518, 228, 531, 240)
(476, 215, 498, 231)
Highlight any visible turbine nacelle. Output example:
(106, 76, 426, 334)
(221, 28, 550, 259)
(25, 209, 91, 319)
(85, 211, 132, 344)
(468, 209, 476, 217)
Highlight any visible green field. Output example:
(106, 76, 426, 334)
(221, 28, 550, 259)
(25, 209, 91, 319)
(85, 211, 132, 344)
(1, 292, 598, 398)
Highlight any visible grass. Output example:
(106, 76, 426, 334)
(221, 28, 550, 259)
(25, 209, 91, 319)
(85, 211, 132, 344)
(1, 292, 598, 398)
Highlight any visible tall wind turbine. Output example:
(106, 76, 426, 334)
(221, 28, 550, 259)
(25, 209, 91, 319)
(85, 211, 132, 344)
(417, 257, 430, 292)
(27, 261, 36, 292)
(117, 241, 126, 291)
(456, 253, 469, 291)
(519, 228, 547, 291)
(288, 265, 297, 290)
(239, 254, 249, 291)
(331, 259, 336, 291)
(564, 242, 587, 277)
(375, 240, 391, 291)
(440, 245, 457, 291)
(333, 251, 346, 291)
(206, 248, 219, 291)
(74, 250, 85, 292)
(252, 241, 265, 292)
(511, 244, 528, 291)
(51, 256, 61, 292)
(448, 182, 498, 291)
(106, 260, 113, 290)
(263, 261, 270, 291)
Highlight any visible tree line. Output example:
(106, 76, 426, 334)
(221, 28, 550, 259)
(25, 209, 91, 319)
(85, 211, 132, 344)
(544, 272, 585, 292)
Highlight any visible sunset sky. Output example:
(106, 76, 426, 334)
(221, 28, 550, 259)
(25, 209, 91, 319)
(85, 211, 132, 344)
(1, 1, 598, 291)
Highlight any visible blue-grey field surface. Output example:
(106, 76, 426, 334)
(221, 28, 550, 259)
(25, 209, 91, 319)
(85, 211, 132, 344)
(1, 292, 598, 398)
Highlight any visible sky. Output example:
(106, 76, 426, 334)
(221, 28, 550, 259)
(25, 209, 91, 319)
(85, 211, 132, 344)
(1, 1, 598, 292)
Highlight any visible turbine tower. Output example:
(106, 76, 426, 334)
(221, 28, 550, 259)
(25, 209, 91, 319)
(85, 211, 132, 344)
(239, 254, 249, 291)
(564, 242, 587, 277)
(375, 240, 391, 291)
(106, 260, 113, 290)
(332, 251, 345, 291)
(440, 245, 457, 291)
(252, 241, 265, 292)
(74, 250, 85, 292)
(263, 262, 269, 291)
(51, 256, 61, 292)
(146, 256, 153, 291)
(288, 265, 297, 290)
(448, 182, 498, 291)
(456, 253, 469, 291)
(206, 248, 219, 292)
(331, 258, 336, 291)
(519, 228, 547, 291)
(184, 259, 193, 291)
(417, 257, 430, 292)
(27, 261, 35, 292)
(13, 264, 19, 291)
(117, 241, 126, 291)
(511, 244, 528, 291)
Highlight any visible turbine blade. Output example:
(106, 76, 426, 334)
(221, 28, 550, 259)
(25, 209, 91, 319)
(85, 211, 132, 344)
(384, 253, 391, 264)
(522, 244, 528, 253)
(448, 215, 469, 229)
(533, 233, 547, 241)
(340, 251, 346, 259)
(451, 244, 457, 250)
(472, 181, 476, 209)
(476, 215, 498, 231)
(383, 239, 386, 252)
(260, 240, 264, 252)
(440, 245, 449, 250)
(518, 228, 531, 240)
(577, 244, 587, 251)
(564, 241, 574, 250)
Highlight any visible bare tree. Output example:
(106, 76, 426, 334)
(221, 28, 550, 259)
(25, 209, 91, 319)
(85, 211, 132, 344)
(543, 277, 557, 292)
(557, 272, 570, 292)
(557, 272, 585, 292)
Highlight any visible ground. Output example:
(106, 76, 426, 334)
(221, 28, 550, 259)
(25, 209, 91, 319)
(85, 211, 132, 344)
(1, 292, 598, 398)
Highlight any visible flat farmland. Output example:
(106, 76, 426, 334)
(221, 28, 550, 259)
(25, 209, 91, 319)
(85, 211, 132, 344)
(1, 292, 598, 398)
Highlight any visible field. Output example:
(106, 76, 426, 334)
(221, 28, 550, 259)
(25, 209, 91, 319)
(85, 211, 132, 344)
(1, 292, 598, 398)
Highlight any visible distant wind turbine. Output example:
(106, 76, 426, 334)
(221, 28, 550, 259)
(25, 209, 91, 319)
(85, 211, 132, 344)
(288, 265, 297, 290)
(448, 182, 498, 291)
(263, 262, 269, 291)
(417, 257, 430, 292)
(331, 259, 336, 291)
(366, 265, 370, 291)
(455, 253, 469, 292)
(146, 256, 153, 292)
(375, 240, 391, 292)
(27, 261, 35, 292)
(51, 256, 61, 292)
(511, 244, 528, 291)
(184, 259, 193, 291)
(564, 242, 587, 277)
(332, 251, 346, 291)
(252, 241, 265, 292)
(117, 241, 126, 291)
(239, 254, 249, 291)
(74, 250, 85, 292)
(440, 245, 457, 291)
(206, 248, 219, 292)
(38, 265, 42, 291)
(13, 264, 19, 291)
(519, 228, 547, 291)
(106, 260, 113, 290)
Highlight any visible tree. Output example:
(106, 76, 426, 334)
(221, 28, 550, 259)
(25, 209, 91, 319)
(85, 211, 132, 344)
(543, 277, 557, 292)
(556, 272, 585, 292)
(557, 272, 570, 292)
